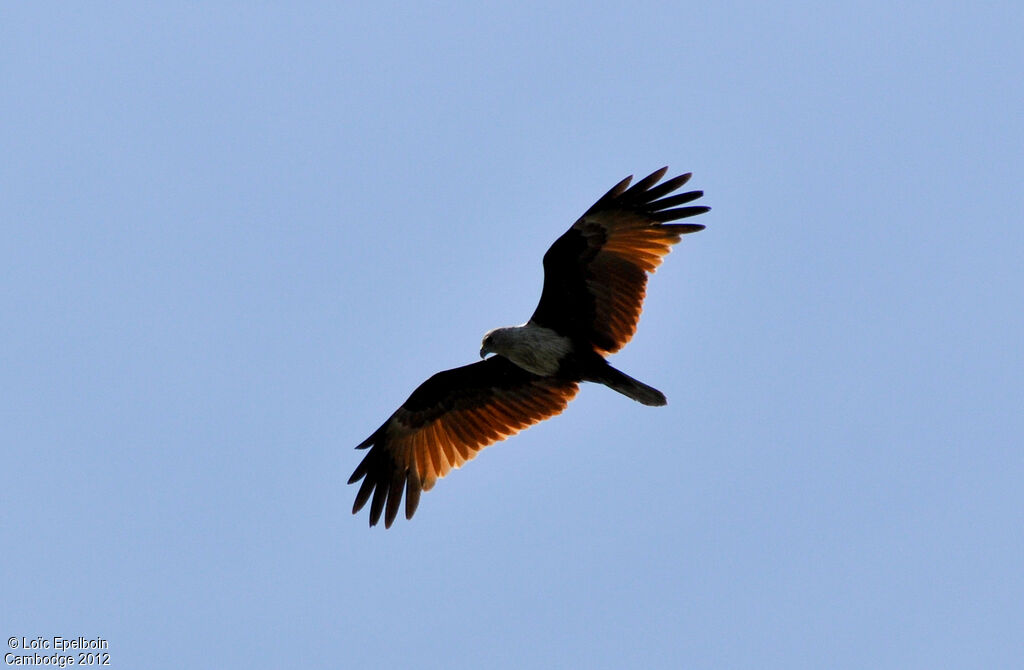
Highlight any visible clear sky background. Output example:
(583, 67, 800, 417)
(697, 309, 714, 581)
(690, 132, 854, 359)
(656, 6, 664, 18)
(3, 2, 1022, 668)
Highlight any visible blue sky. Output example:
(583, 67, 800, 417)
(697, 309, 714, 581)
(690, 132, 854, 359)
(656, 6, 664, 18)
(3, 2, 1022, 668)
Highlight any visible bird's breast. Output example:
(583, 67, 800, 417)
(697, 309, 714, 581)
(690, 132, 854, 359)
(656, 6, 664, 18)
(502, 323, 573, 376)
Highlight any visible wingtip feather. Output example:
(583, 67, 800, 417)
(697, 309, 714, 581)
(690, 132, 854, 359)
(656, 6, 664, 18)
(405, 476, 421, 520)
(369, 477, 389, 526)
(604, 175, 633, 200)
(352, 475, 375, 514)
(384, 476, 404, 528)
(624, 167, 669, 198)
(654, 205, 711, 222)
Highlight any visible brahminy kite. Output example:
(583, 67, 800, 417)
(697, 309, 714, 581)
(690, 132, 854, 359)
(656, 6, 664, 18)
(349, 167, 709, 527)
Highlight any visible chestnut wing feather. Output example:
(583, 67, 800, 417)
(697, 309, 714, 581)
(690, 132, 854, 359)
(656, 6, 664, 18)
(530, 167, 709, 353)
(349, 356, 579, 527)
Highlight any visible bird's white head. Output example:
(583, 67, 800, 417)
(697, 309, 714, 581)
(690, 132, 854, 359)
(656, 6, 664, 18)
(480, 327, 507, 359)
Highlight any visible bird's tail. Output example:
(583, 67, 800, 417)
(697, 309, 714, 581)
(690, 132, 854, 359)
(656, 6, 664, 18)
(594, 364, 667, 406)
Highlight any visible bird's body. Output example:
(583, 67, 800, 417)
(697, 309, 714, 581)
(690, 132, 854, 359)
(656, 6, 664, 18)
(481, 324, 573, 377)
(483, 322, 666, 405)
(349, 167, 709, 527)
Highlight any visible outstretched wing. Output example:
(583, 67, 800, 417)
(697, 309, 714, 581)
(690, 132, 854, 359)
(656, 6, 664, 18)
(349, 356, 579, 527)
(530, 167, 709, 354)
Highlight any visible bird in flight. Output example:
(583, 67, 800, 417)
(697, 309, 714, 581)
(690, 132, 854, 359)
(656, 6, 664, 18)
(349, 167, 709, 527)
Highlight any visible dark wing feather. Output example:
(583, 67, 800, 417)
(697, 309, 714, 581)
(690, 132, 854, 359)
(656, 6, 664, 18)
(349, 356, 579, 528)
(530, 167, 709, 353)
